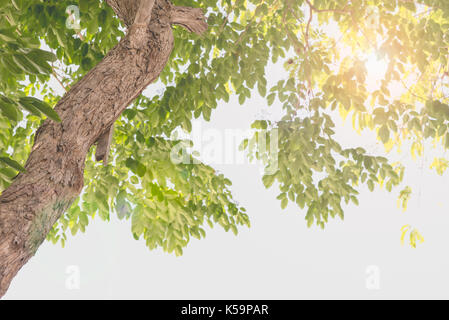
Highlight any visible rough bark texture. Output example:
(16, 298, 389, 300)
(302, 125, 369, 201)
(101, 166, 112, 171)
(171, 6, 208, 34)
(106, 0, 141, 27)
(0, 0, 207, 298)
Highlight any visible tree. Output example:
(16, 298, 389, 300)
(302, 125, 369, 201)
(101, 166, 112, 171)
(0, 0, 447, 297)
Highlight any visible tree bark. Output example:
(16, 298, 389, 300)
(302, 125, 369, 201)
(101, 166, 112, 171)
(0, 0, 207, 298)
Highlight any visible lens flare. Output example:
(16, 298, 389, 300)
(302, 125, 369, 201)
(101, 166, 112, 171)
(365, 53, 388, 79)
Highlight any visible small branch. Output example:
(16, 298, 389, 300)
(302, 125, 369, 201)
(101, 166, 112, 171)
(171, 6, 208, 35)
(305, 4, 313, 50)
(52, 66, 68, 93)
(218, 1, 240, 35)
(95, 125, 114, 165)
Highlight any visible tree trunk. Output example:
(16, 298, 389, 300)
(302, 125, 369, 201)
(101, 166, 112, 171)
(0, 0, 207, 298)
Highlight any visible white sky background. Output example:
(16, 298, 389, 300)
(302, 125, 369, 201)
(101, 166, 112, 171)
(4, 14, 449, 300)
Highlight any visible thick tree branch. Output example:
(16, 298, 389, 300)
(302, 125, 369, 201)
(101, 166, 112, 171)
(0, 0, 207, 298)
(171, 6, 208, 34)
(134, 0, 155, 25)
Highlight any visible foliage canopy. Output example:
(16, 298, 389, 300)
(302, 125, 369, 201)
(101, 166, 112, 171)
(1, 0, 449, 252)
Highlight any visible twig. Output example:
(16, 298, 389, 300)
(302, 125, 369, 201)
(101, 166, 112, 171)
(52, 66, 68, 92)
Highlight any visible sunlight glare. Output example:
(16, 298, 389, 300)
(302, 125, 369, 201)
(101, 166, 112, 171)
(363, 53, 389, 92)
(365, 53, 388, 81)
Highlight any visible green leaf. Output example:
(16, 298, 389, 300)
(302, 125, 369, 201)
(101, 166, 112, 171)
(267, 93, 276, 106)
(281, 198, 288, 209)
(12, 54, 39, 75)
(378, 125, 390, 144)
(18, 97, 42, 116)
(0, 28, 17, 42)
(20, 97, 61, 122)
(0, 100, 19, 121)
(262, 174, 275, 188)
(367, 180, 375, 192)
(0, 157, 25, 172)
